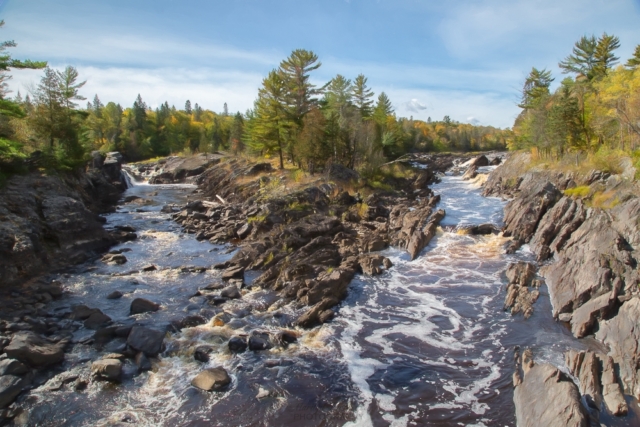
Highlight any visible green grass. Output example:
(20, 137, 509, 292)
(564, 186, 590, 198)
(247, 214, 267, 224)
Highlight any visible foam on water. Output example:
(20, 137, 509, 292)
(335, 174, 512, 426)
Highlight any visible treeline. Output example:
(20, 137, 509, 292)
(0, 23, 509, 178)
(512, 33, 640, 158)
(241, 49, 507, 173)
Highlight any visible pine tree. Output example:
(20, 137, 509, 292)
(279, 49, 322, 124)
(249, 70, 293, 169)
(519, 68, 554, 109)
(625, 45, 640, 69)
(185, 100, 192, 114)
(352, 74, 374, 119)
(373, 92, 393, 125)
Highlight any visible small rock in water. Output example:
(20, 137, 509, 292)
(141, 265, 157, 272)
(278, 330, 298, 345)
(194, 345, 215, 362)
(107, 291, 123, 299)
(130, 298, 160, 315)
(222, 266, 244, 281)
(126, 326, 165, 357)
(220, 285, 241, 299)
(0, 359, 29, 376)
(228, 336, 247, 353)
(248, 333, 272, 351)
(102, 253, 128, 265)
(135, 352, 152, 372)
(256, 387, 270, 399)
(91, 359, 122, 382)
(191, 367, 231, 391)
(558, 313, 572, 323)
(84, 311, 112, 329)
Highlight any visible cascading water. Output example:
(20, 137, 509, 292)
(121, 169, 140, 188)
(14, 167, 634, 426)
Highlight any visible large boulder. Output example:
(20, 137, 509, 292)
(514, 362, 588, 427)
(4, 332, 68, 367)
(126, 326, 164, 357)
(191, 367, 231, 391)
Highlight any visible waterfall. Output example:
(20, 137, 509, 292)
(121, 169, 136, 188)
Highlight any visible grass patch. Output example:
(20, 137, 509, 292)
(247, 214, 267, 224)
(357, 202, 369, 219)
(589, 191, 620, 209)
(564, 186, 590, 198)
(288, 201, 311, 211)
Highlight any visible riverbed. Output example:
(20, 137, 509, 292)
(14, 170, 637, 426)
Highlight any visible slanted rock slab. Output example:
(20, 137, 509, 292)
(0, 375, 27, 408)
(4, 331, 67, 367)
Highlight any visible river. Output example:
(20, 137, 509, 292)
(14, 168, 637, 426)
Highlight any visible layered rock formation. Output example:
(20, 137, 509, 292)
(485, 152, 640, 421)
(173, 158, 446, 328)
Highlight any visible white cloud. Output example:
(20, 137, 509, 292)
(8, 66, 263, 114)
(404, 98, 427, 113)
(386, 87, 517, 128)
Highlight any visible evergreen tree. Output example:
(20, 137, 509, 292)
(373, 92, 393, 125)
(519, 68, 554, 109)
(0, 20, 46, 99)
(324, 74, 353, 114)
(229, 112, 244, 155)
(250, 70, 293, 169)
(625, 45, 640, 69)
(279, 49, 322, 124)
(185, 100, 192, 114)
(352, 74, 374, 119)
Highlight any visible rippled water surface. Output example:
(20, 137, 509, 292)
(16, 172, 635, 426)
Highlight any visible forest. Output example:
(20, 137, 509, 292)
(0, 20, 509, 183)
(512, 33, 640, 169)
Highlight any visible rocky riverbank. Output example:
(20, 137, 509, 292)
(0, 152, 130, 420)
(1, 152, 471, 423)
(169, 156, 451, 329)
(483, 152, 640, 425)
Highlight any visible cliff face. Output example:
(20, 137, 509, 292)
(0, 168, 122, 287)
(484, 153, 640, 417)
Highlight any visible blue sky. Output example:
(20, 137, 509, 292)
(1, 0, 639, 128)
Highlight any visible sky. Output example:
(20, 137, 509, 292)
(1, 0, 639, 128)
